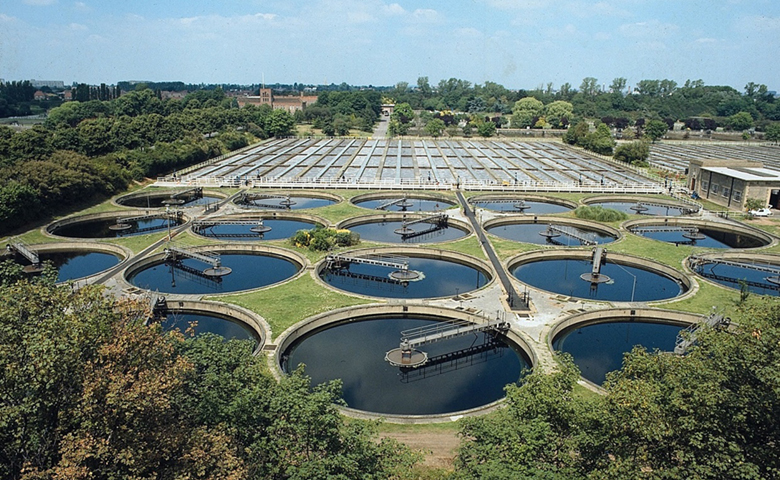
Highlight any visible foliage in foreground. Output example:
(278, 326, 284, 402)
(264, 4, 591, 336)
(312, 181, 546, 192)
(454, 299, 780, 479)
(0, 281, 418, 479)
(573, 205, 628, 222)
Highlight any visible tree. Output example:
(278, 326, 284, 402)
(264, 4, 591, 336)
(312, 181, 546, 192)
(266, 108, 295, 137)
(609, 77, 627, 94)
(424, 118, 446, 137)
(511, 97, 544, 128)
(454, 299, 780, 479)
(579, 77, 599, 96)
(477, 120, 496, 137)
(765, 123, 780, 144)
(613, 141, 650, 166)
(583, 123, 615, 155)
(744, 197, 766, 213)
(544, 101, 574, 129)
(727, 111, 754, 131)
(644, 119, 668, 142)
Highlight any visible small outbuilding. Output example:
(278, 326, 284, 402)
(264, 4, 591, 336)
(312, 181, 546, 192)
(688, 158, 780, 210)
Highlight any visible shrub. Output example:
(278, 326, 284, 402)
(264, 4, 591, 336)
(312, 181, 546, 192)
(574, 205, 627, 222)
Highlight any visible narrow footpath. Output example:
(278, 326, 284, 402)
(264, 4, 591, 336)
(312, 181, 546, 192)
(455, 191, 528, 312)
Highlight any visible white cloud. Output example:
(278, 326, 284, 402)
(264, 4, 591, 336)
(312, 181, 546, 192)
(68, 22, 87, 30)
(412, 9, 439, 22)
(74, 1, 88, 10)
(382, 3, 405, 15)
(695, 37, 717, 44)
(23, 0, 57, 5)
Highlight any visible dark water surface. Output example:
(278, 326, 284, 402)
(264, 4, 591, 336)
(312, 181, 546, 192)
(161, 312, 258, 345)
(240, 196, 335, 210)
(129, 253, 299, 294)
(283, 317, 529, 415)
(553, 320, 683, 384)
(634, 227, 767, 248)
(472, 199, 572, 214)
(354, 198, 455, 212)
(487, 223, 616, 246)
(193, 219, 319, 241)
(512, 259, 683, 301)
(692, 261, 780, 297)
(321, 256, 487, 298)
(591, 201, 690, 216)
(350, 220, 467, 244)
(54, 217, 183, 238)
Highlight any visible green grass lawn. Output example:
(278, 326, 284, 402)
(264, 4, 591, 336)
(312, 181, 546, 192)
(206, 273, 376, 340)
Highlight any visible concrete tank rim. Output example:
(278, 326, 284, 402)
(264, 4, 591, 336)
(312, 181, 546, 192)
(273, 303, 536, 422)
(189, 212, 330, 238)
(483, 215, 622, 242)
(506, 248, 693, 302)
(121, 243, 308, 296)
(3, 241, 132, 283)
(685, 251, 780, 295)
(583, 194, 696, 210)
(152, 298, 271, 354)
(312, 245, 497, 302)
(113, 188, 228, 208)
(547, 307, 704, 391)
(45, 210, 191, 238)
(468, 193, 578, 210)
(623, 217, 776, 249)
(350, 191, 458, 211)
(335, 213, 473, 243)
(233, 189, 344, 209)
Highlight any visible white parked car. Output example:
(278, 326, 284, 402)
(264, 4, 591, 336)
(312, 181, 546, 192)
(749, 207, 773, 217)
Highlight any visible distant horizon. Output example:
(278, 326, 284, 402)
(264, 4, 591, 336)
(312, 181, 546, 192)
(2, 1, 778, 93)
(7, 77, 776, 94)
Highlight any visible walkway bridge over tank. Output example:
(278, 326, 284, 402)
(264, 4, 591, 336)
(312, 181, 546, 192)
(674, 311, 731, 355)
(385, 316, 510, 367)
(689, 255, 780, 288)
(539, 224, 598, 246)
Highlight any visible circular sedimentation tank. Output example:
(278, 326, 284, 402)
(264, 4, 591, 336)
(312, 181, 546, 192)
(509, 249, 690, 302)
(48, 211, 186, 239)
(234, 191, 340, 210)
(125, 245, 303, 295)
(626, 218, 773, 249)
(191, 213, 326, 241)
(276, 306, 534, 418)
(549, 309, 700, 385)
(150, 300, 269, 351)
(116, 189, 224, 208)
(338, 214, 470, 244)
(3, 242, 126, 282)
(688, 253, 780, 297)
(351, 192, 456, 212)
(318, 247, 491, 299)
(484, 216, 619, 246)
(469, 194, 576, 214)
(584, 196, 698, 216)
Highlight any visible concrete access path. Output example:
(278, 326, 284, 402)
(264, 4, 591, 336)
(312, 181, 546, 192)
(455, 191, 528, 312)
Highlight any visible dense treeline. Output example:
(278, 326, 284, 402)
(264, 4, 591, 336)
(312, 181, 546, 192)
(0, 87, 295, 234)
(303, 90, 382, 135)
(0, 81, 37, 117)
(385, 76, 779, 132)
(0, 278, 417, 479)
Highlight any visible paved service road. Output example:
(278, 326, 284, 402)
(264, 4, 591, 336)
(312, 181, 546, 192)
(373, 115, 389, 138)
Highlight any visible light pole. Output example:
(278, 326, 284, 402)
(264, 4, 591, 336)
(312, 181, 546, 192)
(165, 205, 172, 241)
(615, 262, 637, 302)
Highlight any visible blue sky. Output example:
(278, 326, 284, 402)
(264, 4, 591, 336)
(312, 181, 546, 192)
(1, 0, 778, 91)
